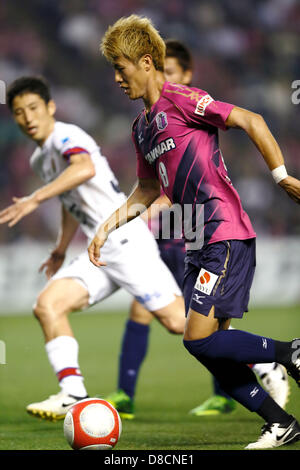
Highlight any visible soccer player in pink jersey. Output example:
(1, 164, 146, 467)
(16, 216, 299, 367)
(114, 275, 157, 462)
(163, 40, 290, 417)
(106, 39, 290, 419)
(88, 16, 300, 449)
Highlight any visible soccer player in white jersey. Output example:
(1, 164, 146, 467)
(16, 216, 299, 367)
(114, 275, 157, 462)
(0, 76, 185, 421)
(105, 39, 290, 418)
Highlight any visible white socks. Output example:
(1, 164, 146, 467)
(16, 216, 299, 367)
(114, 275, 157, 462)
(45, 336, 87, 398)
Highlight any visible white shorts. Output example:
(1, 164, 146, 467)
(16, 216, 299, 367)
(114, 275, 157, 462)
(52, 219, 182, 311)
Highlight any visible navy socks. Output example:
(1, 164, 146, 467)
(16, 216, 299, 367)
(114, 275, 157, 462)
(213, 376, 232, 400)
(118, 320, 150, 399)
(183, 329, 289, 414)
(194, 354, 268, 412)
(184, 329, 276, 364)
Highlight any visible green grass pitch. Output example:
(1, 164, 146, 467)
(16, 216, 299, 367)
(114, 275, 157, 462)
(0, 306, 299, 450)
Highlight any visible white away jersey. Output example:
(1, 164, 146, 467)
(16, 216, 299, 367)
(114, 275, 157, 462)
(30, 121, 127, 240)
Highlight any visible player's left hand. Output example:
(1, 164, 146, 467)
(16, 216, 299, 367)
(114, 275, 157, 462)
(0, 194, 40, 227)
(88, 232, 107, 267)
(279, 176, 300, 204)
(39, 251, 66, 279)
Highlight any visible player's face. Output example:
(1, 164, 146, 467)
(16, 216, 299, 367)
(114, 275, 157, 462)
(164, 57, 192, 86)
(114, 56, 148, 100)
(12, 93, 56, 145)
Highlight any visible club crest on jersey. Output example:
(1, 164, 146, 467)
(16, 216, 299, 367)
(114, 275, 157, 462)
(195, 94, 214, 116)
(145, 138, 176, 164)
(155, 111, 168, 130)
(194, 268, 219, 295)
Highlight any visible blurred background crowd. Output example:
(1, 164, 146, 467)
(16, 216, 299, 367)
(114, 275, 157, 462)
(1, 0, 300, 245)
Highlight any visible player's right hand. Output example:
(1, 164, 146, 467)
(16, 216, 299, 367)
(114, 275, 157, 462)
(0, 194, 40, 227)
(88, 233, 107, 267)
(39, 251, 66, 279)
(279, 176, 300, 204)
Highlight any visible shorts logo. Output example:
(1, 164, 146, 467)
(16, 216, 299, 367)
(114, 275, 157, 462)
(195, 94, 214, 116)
(250, 387, 259, 398)
(199, 271, 210, 284)
(195, 268, 218, 295)
(136, 292, 162, 305)
(155, 111, 168, 130)
(192, 293, 205, 305)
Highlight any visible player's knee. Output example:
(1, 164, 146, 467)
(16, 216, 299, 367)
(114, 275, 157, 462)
(33, 295, 59, 323)
(183, 334, 215, 358)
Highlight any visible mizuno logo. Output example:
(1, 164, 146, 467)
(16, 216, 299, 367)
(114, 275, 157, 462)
(192, 293, 205, 305)
(262, 338, 267, 349)
(250, 387, 259, 398)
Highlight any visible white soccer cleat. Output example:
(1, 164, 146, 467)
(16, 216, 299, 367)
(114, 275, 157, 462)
(261, 364, 290, 409)
(245, 418, 300, 450)
(26, 391, 88, 422)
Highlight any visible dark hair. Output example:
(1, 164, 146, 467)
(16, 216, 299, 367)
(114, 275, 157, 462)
(6, 76, 51, 110)
(165, 39, 193, 71)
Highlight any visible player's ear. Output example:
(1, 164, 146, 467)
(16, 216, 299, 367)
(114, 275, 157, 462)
(47, 99, 56, 117)
(140, 54, 153, 72)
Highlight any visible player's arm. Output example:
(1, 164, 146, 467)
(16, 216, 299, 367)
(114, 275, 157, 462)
(225, 106, 300, 204)
(39, 205, 80, 279)
(88, 177, 160, 267)
(0, 153, 95, 227)
(140, 193, 172, 223)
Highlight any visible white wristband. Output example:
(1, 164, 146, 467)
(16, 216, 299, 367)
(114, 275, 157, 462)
(271, 165, 288, 184)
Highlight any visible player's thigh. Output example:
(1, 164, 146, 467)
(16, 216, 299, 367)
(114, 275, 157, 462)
(51, 251, 119, 307)
(183, 306, 221, 340)
(152, 294, 185, 324)
(36, 277, 90, 315)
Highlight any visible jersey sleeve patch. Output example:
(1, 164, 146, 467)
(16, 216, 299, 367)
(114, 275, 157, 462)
(62, 147, 89, 161)
(194, 94, 214, 116)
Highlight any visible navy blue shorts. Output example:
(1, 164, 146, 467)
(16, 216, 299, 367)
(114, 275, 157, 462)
(157, 238, 186, 290)
(183, 239, 256, 319)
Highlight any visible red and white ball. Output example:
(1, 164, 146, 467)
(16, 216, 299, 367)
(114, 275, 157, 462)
(63, 398, 122, 450)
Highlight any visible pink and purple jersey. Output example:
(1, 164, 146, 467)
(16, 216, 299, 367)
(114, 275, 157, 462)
(132, 81, 256, 247)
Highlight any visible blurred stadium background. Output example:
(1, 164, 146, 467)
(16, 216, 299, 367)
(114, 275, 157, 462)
(0, 0, 299, 312)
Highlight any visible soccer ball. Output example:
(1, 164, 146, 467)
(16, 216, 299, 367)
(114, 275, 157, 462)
(63, 398, 122, 450)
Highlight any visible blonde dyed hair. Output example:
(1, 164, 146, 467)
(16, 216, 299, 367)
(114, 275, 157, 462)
(100, 15, 166, 72)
